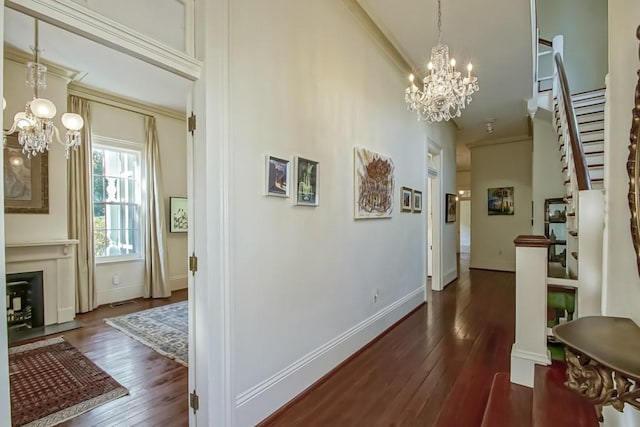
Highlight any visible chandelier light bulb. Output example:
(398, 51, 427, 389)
(30, 98, 56, 119)
(61, 113, 84, 131)
(467, 63, 473, 78)
(450, 58, 456, 68)
(9, 155, 24, 167)
(14, 112, 33, 129)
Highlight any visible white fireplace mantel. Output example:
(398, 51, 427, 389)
(5, 239, 78, 325)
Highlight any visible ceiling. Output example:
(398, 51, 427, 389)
(5, 2, 534, 170)
(357, 0, 534, 170)
(4, 7, 190, 114)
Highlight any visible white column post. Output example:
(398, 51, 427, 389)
(577, 190, 604, 317)
(511, 235, 552, 388)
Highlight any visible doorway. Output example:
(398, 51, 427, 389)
(427, 143, 444, 293)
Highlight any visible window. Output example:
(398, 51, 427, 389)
(92, 142, 143, 260)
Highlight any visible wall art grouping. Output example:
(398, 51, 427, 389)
(354, 147, 394, 219)
(401, 186, 422, 213)
(265, 154, 319, 206)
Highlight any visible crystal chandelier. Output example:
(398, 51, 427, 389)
(3, 20, 83, 159)
(404, 0, 479, 122)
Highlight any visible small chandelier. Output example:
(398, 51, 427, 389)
(3, 20, 83, 159)
(404, 0, 479, 122)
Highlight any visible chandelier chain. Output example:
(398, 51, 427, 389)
(437, 0, 442, 44)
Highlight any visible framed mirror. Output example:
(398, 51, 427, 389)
(627, 25, 640, 275)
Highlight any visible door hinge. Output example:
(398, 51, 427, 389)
(188, 112, 196, 135)
(190, 389, 199, 413)
(189, 253, 198, 276)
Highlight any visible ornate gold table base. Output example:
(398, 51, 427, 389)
(565, 347, 640, 422)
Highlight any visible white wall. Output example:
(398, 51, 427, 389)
(538, 0, 608, 93)
(3, 60, 69, 242)
(470, 140, 533, 271)
(229, 1, 430, 424)
(531, 118, 565, 235)
(460, 200, 471, 253)
(91, 102, 187, 305)
(603, 1, 640, 325)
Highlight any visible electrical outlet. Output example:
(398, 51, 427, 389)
(112, 274, 120, 286)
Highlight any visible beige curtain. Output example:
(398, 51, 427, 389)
(144, 116, 170, 298)
(68, 96, 97, 313)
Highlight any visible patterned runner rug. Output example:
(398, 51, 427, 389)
(105, 301, 188, 366)
(9, 337, 128, 427)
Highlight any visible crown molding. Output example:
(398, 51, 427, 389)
(4, 44, 86, 82)
(6, 0, 201, 80)
(68, 83, 185, 121)
(465, 134, 532, 149)
(342, 0, 412, 75)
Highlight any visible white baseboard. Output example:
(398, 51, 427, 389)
(170, 274, 188, 291)
(510, 345, 551, 388)
(443, 268, 457, 288)
(470, 257, 515, 272)
(235, 287, 424, 426)
(96, 284, 144, 306)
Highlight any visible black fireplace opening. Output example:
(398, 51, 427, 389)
(6, 271, 44, 334)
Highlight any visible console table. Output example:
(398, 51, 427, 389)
(553, 316, 640, 421)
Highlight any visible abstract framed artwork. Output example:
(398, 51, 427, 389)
(4, 133, 49, 214)
(265, 155, 290, 198)
(445, 193, 456, 222)
(294, 157, 319, 206)
(401, 187, 412, 212)
(487, 187, 515, 215)
(413, 190, 423, 213)
(354, 147, 394, 219)
(169, 197, 188, 233)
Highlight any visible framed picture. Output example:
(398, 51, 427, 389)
(354, 147, 394, 219)
(400, 187, 412, 212)
(446, 193, 456, 223)
(488, 187, 515, 215)
(4, 133, 49, 214)
(169, 197, 188, 233)
(413, 190, 423, 213)
(265, 155, 290, 197)
(295, 157, 319, 206)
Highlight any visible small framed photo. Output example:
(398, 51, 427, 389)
(401, 187, 413, 212)
(170, 197, 188, 233)
(412, 190, 423, 213)
(265, 155, 290, 197)
(295, 157, 319, 206)
(446, 193, 457, 223)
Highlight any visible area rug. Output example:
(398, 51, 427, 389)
(9, 337, 128, 427)
(105, 301, 188, 366)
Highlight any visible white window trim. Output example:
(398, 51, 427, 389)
(92, 135, 146, 263)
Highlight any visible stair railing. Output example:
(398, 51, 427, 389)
(554, 53, 591, 191)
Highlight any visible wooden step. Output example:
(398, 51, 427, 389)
(533, 362, 599, 427)
(577, 121, 604, 133)
(573, 103, 605, 115)
(571, 88, 606, 101)
(576, 111, 604, 124)
(481, 372, 533, 427)
(572, 97, 605, 109)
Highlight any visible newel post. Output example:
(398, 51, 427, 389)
(511, 235, 552, 387)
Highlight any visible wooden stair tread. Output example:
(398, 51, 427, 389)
(533, 362, 598, 427)
(481, 372, 532, 427)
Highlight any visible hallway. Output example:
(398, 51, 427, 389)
(264, 254, 517, 426)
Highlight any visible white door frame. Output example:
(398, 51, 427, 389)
(0, 1, 234, 425)
(0, 3, 11, 425)
(428, 140, 445, 292)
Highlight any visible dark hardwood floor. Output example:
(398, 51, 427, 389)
(264, 253, 518, 426)
(10, 289, 189, 427)
(9, 253, 521, 426)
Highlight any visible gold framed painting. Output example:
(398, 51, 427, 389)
(4, 133, 49, 213)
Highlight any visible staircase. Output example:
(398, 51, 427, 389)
(556, 88, 606, 192)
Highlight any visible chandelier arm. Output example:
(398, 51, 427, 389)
(3, 122, 18, 136)
(52, 125, 66, 147)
